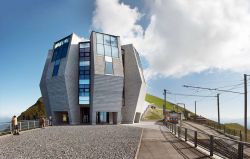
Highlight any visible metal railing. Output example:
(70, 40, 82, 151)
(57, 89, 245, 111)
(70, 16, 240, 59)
(0, 120, 49, 136)
(201, 121, 243, 140)
(166, 122, 250, 159)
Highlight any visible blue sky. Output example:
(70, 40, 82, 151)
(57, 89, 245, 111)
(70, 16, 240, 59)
(0, 0, 250, 123)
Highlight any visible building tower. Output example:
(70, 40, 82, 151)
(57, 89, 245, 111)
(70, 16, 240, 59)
(40, 31, 146, 125)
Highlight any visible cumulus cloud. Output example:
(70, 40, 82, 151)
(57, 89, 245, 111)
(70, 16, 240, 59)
(92, 0, 143, 44)
(92, 0, 250, 79)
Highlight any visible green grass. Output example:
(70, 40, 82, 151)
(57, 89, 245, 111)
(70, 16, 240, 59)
(225, 123, 245, 131)
(144, 94, 191, 120)
(145, 93, 194, 113)
(146, 94, 179, 110)
(142, 108, 163, 120)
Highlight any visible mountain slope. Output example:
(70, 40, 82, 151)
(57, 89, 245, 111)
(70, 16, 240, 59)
(18, 97, 46, 120)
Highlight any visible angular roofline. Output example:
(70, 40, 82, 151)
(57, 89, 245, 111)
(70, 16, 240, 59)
(91, 30, 120, 38)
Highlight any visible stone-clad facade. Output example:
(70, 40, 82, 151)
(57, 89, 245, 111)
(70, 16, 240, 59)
(40, 31, 146, 125)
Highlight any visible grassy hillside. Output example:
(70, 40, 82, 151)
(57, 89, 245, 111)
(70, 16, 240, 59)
(146, 94, 184, 111)
(18, 97, 46, 120)
(144, 94, 191, 120)
(144, 94, 250, 140)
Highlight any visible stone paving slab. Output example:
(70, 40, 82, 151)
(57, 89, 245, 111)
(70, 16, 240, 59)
(137, 122, 212, 159)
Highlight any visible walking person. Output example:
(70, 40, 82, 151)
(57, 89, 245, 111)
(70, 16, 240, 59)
(42, 117, 46, 128)
(12, 116, 19, 135)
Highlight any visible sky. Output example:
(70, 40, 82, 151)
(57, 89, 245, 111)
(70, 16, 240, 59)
(0, 0, 250, 123)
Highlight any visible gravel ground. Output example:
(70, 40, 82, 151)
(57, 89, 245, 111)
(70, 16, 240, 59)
(0, 125, 142, 159)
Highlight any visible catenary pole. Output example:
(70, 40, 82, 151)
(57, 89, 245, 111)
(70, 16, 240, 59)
(163, 89, 167, 123)
(244, 74, 248, 141)
(217, 94, 220, 125)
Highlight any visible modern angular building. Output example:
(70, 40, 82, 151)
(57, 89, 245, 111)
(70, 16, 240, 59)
(40, 31, 146, 125)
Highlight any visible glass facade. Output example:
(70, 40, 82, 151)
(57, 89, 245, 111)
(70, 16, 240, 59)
(96, 33, 119, 58)
(79, 42, 91, 105)
(97, 112, 109, 123)
(51, 36, 71, 76)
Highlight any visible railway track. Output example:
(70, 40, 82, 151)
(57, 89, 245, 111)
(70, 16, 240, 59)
(180, 121, 250, 159)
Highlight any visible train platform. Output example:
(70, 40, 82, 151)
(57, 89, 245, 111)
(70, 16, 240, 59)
(133, 122, 212, 159)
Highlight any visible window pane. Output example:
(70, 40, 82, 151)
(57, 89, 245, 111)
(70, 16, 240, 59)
(79, 96, 90, 100)
(105, 62, 113, 74)
(96, 44, 104, 55)
(110, 36, 118, 47)
(79, 84, 90, 88)
(79, 100, 89, 104)
(80, 66, 90, 70)
(111, 47, 119, 58)
(80, 52, 84, 57)
(79, 79, 90, 84)
(104, 45, 112, 57)
(84, 70, 90, 75)
(79, 75, 90, 79)
(84, 47, 90, 52)
(80, 43, 90, 48)
(52, 65, 59, 76)
(84, 88, 90, 92)
(80, 61, 90, 66)
(55, 59, 60, 65)
(96, 33, 103, 44)
(61, 44, 68, 58)
(104, 35, 111, 45)
(83, 84, 90, 88)
(84, 52, 90, 57)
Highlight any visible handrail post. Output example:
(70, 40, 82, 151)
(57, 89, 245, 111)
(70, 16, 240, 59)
(194, 131, 197, 147)
(210, 135, 214, 156)
(19, 122, 22, 131)
(27, 121, 29, 130)
(238, 142, 243, 159)
(178, 126, 180, 138)
(240, 131, 243, 141)
(34, 121, 35, 128)
(174, 125, 176, 135)
(185, 128, 187, 141)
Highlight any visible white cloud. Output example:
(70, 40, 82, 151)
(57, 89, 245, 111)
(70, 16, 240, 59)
(92, 0, 250, 79)
(92, 0, 143, 44)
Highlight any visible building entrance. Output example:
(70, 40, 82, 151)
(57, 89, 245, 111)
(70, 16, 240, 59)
(54, 111, 69, 124)
(80, 107, 90, 124)
(96, 112, 118, 124)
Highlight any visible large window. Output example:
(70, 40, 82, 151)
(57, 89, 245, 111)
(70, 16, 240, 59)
(79, 42, 91, 105)
(96, 33, 119, 58)
(105, 62, 113, 75)
(51, 36, 71, 77)
(52, 36, 70, 62)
